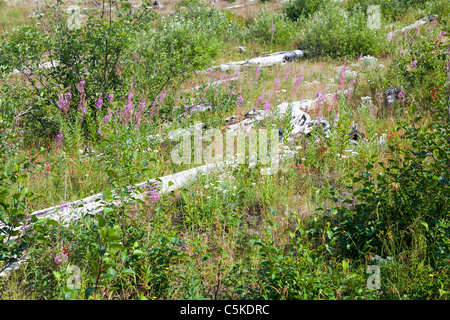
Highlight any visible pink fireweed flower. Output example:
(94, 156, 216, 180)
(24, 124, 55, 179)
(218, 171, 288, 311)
(54, 252, 68, 265)
(274, 78, 280, 86)
(55, 131, 63, 149)
(398, 90, 405, 101)
(107, 93, 114, 103)
(263, 101, 271, 111)
(295, 75, 304, 85)
(103, 113, 111, 124)
(333, 112, 339, 124)
(411, 60, 417, 68)
(254, 67, 260, 83)
(148, 188, 160, 204)
(96, 94, 103, 109)
(58, 92, 71, 113)
(270, 20, 275, 33)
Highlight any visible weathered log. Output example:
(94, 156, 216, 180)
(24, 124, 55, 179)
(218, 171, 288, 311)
(387, 15, 438, 40)
(208, 50, 304, 72)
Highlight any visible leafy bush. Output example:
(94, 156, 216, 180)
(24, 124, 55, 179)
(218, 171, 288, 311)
(301, 4, 386, 58)
(246, 10, 299, 47)
(283, 0, 325, 22)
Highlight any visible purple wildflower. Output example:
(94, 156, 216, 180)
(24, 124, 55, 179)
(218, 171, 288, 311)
(295, 75, 304, 85)
(263, 101, 271, 111)
(55, 131, 64, 149)
(398, 90, 405, 101)
(58, 91, 72, 113)
(411, 60, 417, 68)
(340, 64, 348, 89)
(107, 93, 114, 103)
(54, 253, 68, 265)
(270, 20, 276, 33)
(103, 113, 111, 124)
(148, 189, 160, 204)
(333, 112, 339, 124)
(96, 94, 103, 109)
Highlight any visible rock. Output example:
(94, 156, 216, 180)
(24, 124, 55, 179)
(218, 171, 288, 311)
(347, 124, 366, 145)
(278, 127, 284, 141)
(384, 86, 401, 103)
(153, 1, 163, 8)
(238, 46, 246, 53)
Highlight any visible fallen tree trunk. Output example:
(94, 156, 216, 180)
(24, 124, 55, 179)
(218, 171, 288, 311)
(387, 15, 438, 40)
(208, 50, 304, 72)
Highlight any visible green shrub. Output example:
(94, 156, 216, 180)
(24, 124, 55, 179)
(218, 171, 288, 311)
(246, 10, 299, 47)
(301, 4, 386, 58)
(283, 0, 325, 22)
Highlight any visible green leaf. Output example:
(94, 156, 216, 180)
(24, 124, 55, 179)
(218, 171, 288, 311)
(107, 267, 117, 278)
(85, 287, 94, 299)
(37, 235, 51, 244)
(133, 249, 145, 255)
(97, 214, 107, 228)
(110, 243, 125, 250)
(46, 219, 60, 226)
(121, 268, 136, 275)
(104, 208, 114, 215)
(53, 271, 61, 282)
(342, 259, 349, 272)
